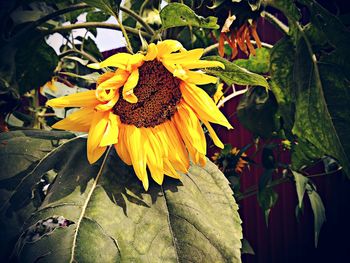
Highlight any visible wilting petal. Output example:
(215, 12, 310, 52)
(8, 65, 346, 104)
(97, 72, 115, 85)
(87, 111, 109, 164)
(52, 108, 94, 132)
(163, 159, 181, 179)
(144, 43, 158, 61)
(100, 112, 120, 147)
(87, 53, 132, 69)
(180, 82, 233, 129)
(47, 90, 98, 108)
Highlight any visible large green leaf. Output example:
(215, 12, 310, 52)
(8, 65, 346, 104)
(15, 39, 58, 94)
(204, 56, 269, 88)
(160, 3, 219, 29)
(3, 134, 242, 262)
(292, 37, 350, 176)
(292, 171, 308, 208)
(0, 130, 74, 262)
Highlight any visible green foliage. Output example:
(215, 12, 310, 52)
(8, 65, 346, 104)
(15, 39, 58, 94)
(83, 0, 121, 16)
(1, 132, 243, 262)
(204, 56, 269, 88)
(234, 48, 271, 74)
(160, 3, 219, 29)
(237, 87, 278, 139)
(0, 130, 74, 261)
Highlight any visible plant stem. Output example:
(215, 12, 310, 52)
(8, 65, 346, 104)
(262, 11, 289, 35)
(120, 6, 155, 35)
(115, 15, 133, 54)
(10, 3, 90, 42)
(39, 22, 152, 39)
(59, 49, 99, 64)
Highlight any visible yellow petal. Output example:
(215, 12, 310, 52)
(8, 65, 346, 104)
(164, 48, 204, 61)
(162, 121, 190, 172)
(173, 102, 206, 155)
(144, 43, 158, 61)
(126, 53, 144, 71)
(180, 82, 233, 129)
(143, 128, 164, 185)
(186, 71, 218, 85)
(87, 111, 109, 164)
(157, 39, 183, 58)
(46, 90, 98, 108)
(163, 159, 181, 179)
(180, 60, 225, 70)
(87, 53, 132, 69)
(95, 92, 120, 111)
(100, 112, 120, 147)
(203, 120, 224, 149)
(153, 122, 189, 173)
(97, 72, 115, 85)
(114, 124, 132, 165)
(123, 69, 139, 103)
(52, 108, 94, 132)
(125, 125, 149, 190)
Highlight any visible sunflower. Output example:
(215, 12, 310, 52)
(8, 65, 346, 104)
(47, 40, 232, 190)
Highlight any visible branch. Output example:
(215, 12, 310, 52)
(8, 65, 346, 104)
(120, 6, 155, 35)
(262, 11, 289, 35)
(39, 22, 152, 39)
(59, 49, 99, 64)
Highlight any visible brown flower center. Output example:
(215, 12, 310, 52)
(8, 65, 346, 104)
(113, 60, 182, 128)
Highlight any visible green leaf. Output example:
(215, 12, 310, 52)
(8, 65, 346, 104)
(204, 56, 269, 88)
(160, 3, 219, 29)
(292, 171, 309, 208)
(307, 188, 326, 247)
(0, 130, 74, 262)
(86, 10, 111, 22)
(15, 39, 58, 94)
(257, 169, 277, 225)
(237, 87, 278, 138)
(60, 72, 101, 83)
(83, 0, 121, 16)
(234, 48, 270, 74)
(269, 37, 296, 135)
(241, 238, 255, 255)
(3, 135, 242, 262)
(292, 36, 350, 176)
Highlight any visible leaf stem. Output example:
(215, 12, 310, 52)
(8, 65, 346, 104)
(59, 49, 99, 64)
(120, 6, 155, 35)
(115, 14, 133, 54)
(39, 22, 152, 39)
(262, 11, 289, 35)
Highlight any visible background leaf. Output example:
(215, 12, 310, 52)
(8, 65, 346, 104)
(0, 130, 74, 262)
(160, 3, 219, 29)
(204, 56, 269, 88)
(234, 47, 271, 74)
(307, 188, 326, 247)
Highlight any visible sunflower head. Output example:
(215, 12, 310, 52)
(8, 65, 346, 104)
(212, 145, 248, 175)
(47, 40, 233, 190)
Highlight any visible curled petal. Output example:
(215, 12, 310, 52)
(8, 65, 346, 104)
(47, 90, 98, 108)
(144, 43, 158, 61)
(100, 112, 120, 147)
